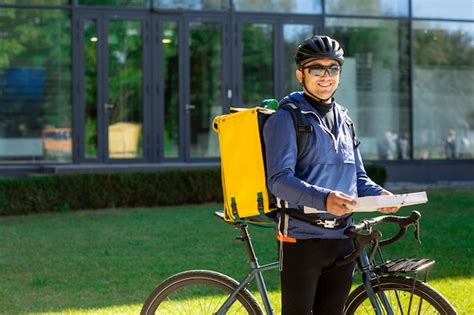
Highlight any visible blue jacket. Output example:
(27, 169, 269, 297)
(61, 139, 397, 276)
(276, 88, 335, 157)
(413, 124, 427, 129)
(263, 92, 384, 239)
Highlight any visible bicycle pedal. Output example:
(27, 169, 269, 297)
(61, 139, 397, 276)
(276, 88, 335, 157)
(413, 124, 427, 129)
(376, 258, 435, 274)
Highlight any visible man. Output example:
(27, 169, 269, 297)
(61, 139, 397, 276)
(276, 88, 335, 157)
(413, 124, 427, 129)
(263, 35, 399, 315)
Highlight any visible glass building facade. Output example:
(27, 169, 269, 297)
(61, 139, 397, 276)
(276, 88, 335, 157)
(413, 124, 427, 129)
(0, 0, 473, 180)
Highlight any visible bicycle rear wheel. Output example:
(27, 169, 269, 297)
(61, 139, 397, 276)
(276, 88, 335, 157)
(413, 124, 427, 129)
(345, 276, 457, 315)
(141, 270, 263, 315)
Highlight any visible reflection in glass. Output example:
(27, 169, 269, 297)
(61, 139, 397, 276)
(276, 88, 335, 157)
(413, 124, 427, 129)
(0, 0, 68, 4)
(242, 23, 273, 107)
(79, 0, 146, 7)
(413, 0, 474, 20)
(413, 21, 474, 160)
(163, 22, 179, 158)
(283, 24, 314, 96)
(0, 9, 71, 162)
(84, 19, 98, 159)
(234, 0, 321, 14)
(325, 18, 410, 160)
(107, 20, 143, 159)
(189, 22, 222, 158)
(153, 0, 229, 10)
(325, 0, 408, 17)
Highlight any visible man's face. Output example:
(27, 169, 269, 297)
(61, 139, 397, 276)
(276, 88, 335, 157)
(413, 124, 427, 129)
(296, 58, 341, 101)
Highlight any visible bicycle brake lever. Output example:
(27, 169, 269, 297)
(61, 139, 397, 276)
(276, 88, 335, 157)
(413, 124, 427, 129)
(414, 221, 421, 245)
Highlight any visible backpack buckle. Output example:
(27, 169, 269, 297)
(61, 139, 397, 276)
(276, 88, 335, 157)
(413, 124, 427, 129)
(316, 219, 337, 229)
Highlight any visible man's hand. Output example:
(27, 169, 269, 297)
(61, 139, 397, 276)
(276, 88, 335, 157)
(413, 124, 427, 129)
(378, 190, 400, 214)
(326, 191, 357, 216)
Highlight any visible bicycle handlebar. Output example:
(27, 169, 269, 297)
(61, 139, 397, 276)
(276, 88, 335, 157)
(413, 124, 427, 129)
(335, 211, 421, 266)
(351, 210, 421, 246)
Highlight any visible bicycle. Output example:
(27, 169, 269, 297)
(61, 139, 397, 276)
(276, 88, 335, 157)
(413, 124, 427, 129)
(141, 210, 457, 314)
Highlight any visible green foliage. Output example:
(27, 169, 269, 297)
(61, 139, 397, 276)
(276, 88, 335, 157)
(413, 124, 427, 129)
(0, 168, 223, 216)
(242, 24, 273, 106)
(413, 28, 474, 67)
(0, 166, 385, 216)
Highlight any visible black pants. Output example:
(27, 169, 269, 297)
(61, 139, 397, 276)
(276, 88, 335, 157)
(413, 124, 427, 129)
(280, 238, 356, 315)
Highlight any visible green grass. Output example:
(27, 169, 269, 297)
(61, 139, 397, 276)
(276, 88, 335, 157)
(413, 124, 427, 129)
(0, 188, 472, 314)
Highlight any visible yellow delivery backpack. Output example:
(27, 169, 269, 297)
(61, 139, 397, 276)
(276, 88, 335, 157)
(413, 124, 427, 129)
(212, 99, 314, 223)
(212, 106, 276, 222)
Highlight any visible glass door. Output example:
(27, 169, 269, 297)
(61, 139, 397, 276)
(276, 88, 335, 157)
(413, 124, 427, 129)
(239, 21, 275, 107)
(75, 11, 150, 162)
(282, 23, 321, 96)
(234, 17, 322, 105)
(106, 18, 146, 160)
(185, 17, 230, 159)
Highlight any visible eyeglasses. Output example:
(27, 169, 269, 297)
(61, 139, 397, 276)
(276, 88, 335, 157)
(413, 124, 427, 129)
(303, 64, 341, 77)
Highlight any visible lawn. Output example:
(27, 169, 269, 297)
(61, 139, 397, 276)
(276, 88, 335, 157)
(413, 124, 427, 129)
(0, 188, 472, 314)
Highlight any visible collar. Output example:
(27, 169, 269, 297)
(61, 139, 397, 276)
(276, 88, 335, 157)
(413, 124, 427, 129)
(303, 93, 334, 113)
(283, 91, 348, 117)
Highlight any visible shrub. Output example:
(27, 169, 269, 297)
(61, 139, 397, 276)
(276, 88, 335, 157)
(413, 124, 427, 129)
(0, 165, 385, 216)
(365, 164, 387, 186)
(0, 169, 223, 216)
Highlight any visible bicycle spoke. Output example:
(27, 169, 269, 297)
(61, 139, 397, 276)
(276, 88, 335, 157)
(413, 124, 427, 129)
(158, 285, 247, 314)
(349, 288, 444, 315)
(393, 289, 404, 314)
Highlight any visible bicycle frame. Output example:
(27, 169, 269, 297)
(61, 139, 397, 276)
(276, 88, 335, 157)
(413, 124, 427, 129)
(216, 260, 279, 315)
(216, 221, 279, 315)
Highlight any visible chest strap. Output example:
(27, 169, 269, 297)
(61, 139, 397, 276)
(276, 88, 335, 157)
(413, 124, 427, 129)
(282, 208, 351, 229)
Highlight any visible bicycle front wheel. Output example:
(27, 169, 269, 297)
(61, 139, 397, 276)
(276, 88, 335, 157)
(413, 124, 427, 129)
(141, 270, 263, 315)
(345, 276, 457, 315)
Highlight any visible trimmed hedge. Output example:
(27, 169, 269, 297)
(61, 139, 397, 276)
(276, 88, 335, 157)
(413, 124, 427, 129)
(0, 169, 222, 216)
(0, 165, 386, 216)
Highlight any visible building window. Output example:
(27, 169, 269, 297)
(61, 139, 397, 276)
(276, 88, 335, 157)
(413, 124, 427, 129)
(413, 0, 474, 20)
(83, 19, 98, 159)
(325, 18, 410, 160)
(163, 21, 179, 158)
(0, 8, 72, 162)
(242, 23, 274, 107)
(413, 21, 474, 160)
(153, 0, 230, 11)
(79, 0, 147, 7)
(325, 0, 408, 17)
(234, 0, 321, 14)
(283, 24, 315, 96)
(0, 0, 69, 4)
(189, 21, 223, 158)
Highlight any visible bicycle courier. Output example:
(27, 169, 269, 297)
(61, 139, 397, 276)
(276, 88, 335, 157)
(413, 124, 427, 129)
(264, 92, 385, 240)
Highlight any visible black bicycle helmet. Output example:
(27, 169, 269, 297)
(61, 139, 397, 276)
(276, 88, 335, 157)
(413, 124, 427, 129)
(295, 35, 344, 66)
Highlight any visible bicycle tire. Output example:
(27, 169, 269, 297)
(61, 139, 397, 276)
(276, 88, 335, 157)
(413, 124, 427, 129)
(344, 276, 457, 315)
(141, 270, 263, 315)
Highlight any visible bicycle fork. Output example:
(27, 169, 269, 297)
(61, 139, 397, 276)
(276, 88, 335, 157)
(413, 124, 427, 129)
(359, 251, 394, 315)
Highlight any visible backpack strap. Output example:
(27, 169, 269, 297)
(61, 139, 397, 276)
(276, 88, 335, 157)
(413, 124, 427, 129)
(343, 114, 361, 148)
(278, 102, 313, 160)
